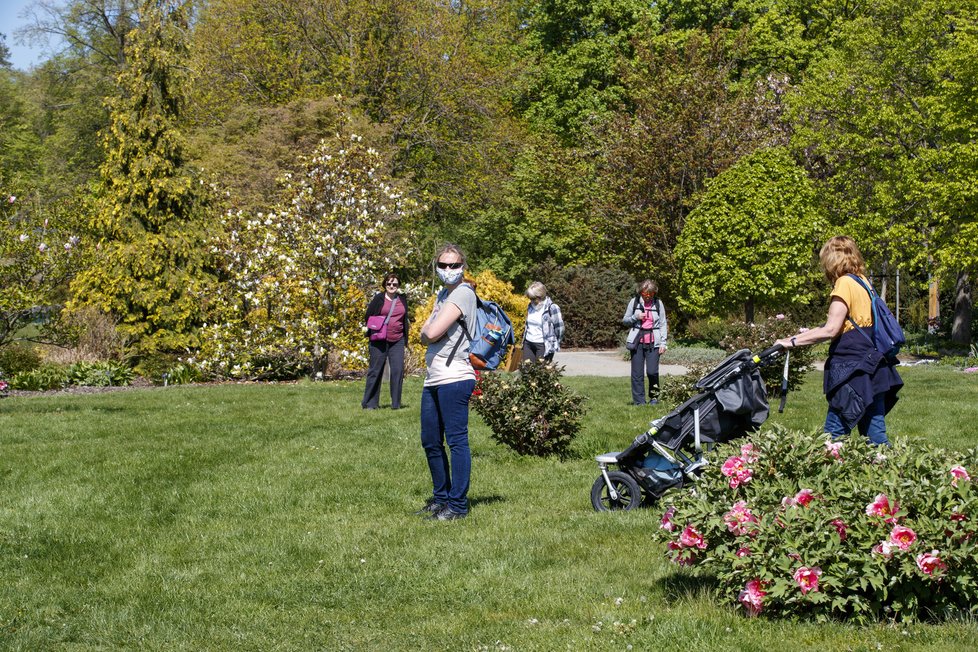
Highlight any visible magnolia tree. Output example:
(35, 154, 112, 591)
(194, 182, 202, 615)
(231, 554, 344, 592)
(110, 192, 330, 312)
(653, 426, 977, 623)
(196, 135, 421, 379)
(0, 192, 83, 349)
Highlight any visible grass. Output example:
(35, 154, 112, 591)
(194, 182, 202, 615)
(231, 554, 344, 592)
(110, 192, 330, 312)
(1, 366, 977, 651)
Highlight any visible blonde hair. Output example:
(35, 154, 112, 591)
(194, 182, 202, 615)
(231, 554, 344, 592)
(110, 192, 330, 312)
(526, 281, 548, 301)
(819, 236, 865, 283)
(638, 279, 658, 294)
(432, 243, 467, 269)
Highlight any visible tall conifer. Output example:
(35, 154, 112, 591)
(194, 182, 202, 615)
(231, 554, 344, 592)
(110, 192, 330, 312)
(71, 0, 211, 356)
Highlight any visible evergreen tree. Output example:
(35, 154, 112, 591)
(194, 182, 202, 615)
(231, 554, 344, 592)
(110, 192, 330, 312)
(70, 0, 212, 357)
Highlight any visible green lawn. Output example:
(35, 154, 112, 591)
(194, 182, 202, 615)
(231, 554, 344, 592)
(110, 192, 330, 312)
(1, 366, 977, 651)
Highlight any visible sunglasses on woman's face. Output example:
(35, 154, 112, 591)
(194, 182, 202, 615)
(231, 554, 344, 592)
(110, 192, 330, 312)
(436, 261, 463, 270)
(386, 281, 399, 287)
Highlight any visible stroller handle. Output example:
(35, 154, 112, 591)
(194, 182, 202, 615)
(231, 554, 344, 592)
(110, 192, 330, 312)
(756, 343, 785, 362)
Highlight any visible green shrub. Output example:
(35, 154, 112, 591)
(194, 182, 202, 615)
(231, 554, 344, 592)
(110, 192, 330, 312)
(0, 343, 44, 376)
(161, 363, 202, 385)
(684, 317, 731, 348)
(652, 426, 978, 623)
(10, 364, 69, 391)
(720, 314, 816, 394)
(66, 361, 134, 387)
(658, 360, 720, 407)
(530, 262, 635, 348)
(472, 362, 588, 459)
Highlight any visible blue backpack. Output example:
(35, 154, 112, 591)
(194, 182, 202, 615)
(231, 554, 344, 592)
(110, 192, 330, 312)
(447, 296, 515, 371)
(846, 274, 905, 361)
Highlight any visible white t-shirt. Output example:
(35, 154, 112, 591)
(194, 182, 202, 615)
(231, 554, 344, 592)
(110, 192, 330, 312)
(424, 284, 478, 387)
(525, 302, 545, 344)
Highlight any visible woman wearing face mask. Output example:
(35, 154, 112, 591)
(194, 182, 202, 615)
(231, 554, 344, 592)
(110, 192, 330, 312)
(623, 279, 668, 405)
(416, 244, 478, 521)
(362, 272, 409, 410)
(521, 281, 564, 364)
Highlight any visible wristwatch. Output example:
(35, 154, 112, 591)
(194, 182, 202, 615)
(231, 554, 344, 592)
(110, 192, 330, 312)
(790, 336, 797, 348)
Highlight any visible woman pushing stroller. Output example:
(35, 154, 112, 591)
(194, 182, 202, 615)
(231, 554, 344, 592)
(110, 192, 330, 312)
(775, 236, 902, 445)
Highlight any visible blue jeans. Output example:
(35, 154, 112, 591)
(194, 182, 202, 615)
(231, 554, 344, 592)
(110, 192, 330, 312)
(824, 392, 890, 446)
(420, 379, 476, 513)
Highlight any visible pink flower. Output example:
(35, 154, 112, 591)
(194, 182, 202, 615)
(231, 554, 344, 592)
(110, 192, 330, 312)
(660, 507, 676, 532)
(723, 501, 759, 536)
(793, 566, 822, 595)
(673, 549, 697, 566)
(721, 456, 753, 489)
(950, 465, 971, 487)
(825, 440, 844, 460)
(736, 546, 751, 557)
(679, 525, 707, 550)
(889, 525, 917, 550)
(7, 195, 15, 203)
(916, 550, 947, 576)
(740, 443, 759, 464)
(873, 541, 895, 559)
(831, 519, 848, 541)
(793, 489, 815, 507)
(775, 314, 785, 320)
(865, 493, 900, 523)
(738, 579, 767, 616)
(38, 243, 48, 252)
(950, 510, 967, 523)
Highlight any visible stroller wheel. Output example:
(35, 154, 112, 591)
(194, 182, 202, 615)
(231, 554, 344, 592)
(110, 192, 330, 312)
(591, 471, 642, 512)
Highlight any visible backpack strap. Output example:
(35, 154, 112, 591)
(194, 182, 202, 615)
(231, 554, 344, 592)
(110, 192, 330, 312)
(845, 274, 880, 350)
(445, 295, 477, 367)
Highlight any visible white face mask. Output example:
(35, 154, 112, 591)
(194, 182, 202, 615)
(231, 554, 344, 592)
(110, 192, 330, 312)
(437, 267, 464, 286)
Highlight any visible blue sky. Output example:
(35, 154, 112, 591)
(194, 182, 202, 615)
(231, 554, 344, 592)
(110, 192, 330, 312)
(1, 0, 52, 70)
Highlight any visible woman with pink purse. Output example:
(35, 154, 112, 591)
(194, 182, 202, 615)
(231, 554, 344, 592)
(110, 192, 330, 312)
(362, 273, 409, 409)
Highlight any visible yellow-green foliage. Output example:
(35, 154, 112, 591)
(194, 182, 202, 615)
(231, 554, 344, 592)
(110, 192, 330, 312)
(69, 1, 212, 357)
(409, 269, 528, 369)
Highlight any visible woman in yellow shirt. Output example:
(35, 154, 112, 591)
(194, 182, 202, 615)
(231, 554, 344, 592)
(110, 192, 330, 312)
(776, 236, 902, 444)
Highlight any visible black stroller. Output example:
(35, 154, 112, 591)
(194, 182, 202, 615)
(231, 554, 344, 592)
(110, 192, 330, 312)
(590, 346, 785, 511)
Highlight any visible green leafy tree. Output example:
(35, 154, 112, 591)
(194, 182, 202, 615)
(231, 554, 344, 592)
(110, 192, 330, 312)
(69, 0, 212, 356)
(514, 0, 658, 140)
(595, 32, 790, 293)
(196, 134, 422, 379)
(789, 0, 978, 344)
(675, 148, 827, 323)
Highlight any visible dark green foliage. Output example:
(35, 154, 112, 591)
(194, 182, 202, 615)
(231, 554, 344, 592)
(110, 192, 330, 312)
(0, 343, 43, 376)
(719, 314, 818, 394)
(473, 362, 587, 459)
(531, 262, 635, 348)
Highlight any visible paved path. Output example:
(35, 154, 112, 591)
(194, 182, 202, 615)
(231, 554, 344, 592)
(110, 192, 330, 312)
(552, 349, 688, 377)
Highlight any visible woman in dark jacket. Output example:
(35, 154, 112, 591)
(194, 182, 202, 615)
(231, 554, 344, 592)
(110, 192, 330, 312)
(362, 272, 409, 409)
(776, 236, 902, 444)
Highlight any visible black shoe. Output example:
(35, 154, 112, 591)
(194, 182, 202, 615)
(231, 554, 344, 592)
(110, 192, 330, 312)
(414, 500, 446, 516)
(426, 506, 468, 521)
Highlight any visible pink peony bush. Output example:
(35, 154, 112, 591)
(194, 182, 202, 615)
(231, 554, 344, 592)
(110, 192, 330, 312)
(652, 425, 978, 622)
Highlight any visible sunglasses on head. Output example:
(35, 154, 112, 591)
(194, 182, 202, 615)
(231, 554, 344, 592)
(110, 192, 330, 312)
(436, 262, 463, 270)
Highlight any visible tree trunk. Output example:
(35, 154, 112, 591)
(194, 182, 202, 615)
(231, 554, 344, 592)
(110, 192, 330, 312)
(744, 298, 755, 325)
(951, 271, 972, 347)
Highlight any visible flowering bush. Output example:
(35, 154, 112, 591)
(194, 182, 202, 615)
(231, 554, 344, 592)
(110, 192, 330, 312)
(720, 313, 817, 394)
(652, 425, 978, 622)
(472, 362, 587, 459)
(0, 191, 84, 350)
(195, 133, 421, 380)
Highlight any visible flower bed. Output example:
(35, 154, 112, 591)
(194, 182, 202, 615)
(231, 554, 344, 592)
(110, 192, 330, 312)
(653, 425, 977, 622)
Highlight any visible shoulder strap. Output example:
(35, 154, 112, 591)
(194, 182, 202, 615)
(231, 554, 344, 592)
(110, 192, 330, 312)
(381, 296, 397, 326)
(445, 294, 477, 367)
(845, 274, 879, 348)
